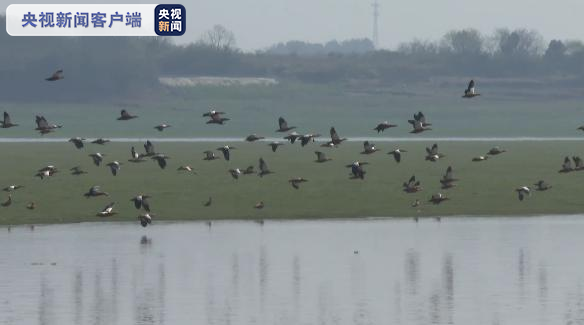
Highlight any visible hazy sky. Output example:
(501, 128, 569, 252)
(2, 0, 584, 51)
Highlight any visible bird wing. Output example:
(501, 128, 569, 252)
(142, 198, 151, 212)
(467, 80, 474, 91)
(278, 117, 287, 129)
(431, 144, 438, 155)
(3, 112, 10, 125)
(330, 127, 339, 141)
(156, 157, 167, 169)
(259, 158, 268, 172)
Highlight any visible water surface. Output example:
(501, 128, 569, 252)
(1, 216, 583, 325)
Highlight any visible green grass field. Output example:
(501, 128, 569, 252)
(0, 140, 583, 225)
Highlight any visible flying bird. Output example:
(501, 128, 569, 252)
(36, 165, 58, 179)
(96, 202, 116, 217)
(327, 127, 347, 147)
(1, 195, 11, 207)
(361, 141, 380, 154)
(429, 193, 449, 204)
(35, 115, 62, 134)
(289, 177, 308, 189)
(276, 117, 296, 132)
(0, 112, 17, 128)
(154, 123, 171, 131)
(425, 143, 444, 162)
(246, 134, 265, 142)
(242, 166, 255, 174)
(268, 142, 284, 152)
(472, 155, 489, 162)
(373, 121, 397, 133)
(106, 161, 121, 176)
(68, 137, 85, 149)
(388, 148, 407, 163)
(177, 165, 195, 173)
(255, 201, 265, 209)
(84, 186, 108, 198)
(217, 145, 235, 160)
(462, 79, 480, 98)
(534, 180, 551, 191)
(143, 140, 156, 157)
(203, 197, 212, 207)
(138, 214, 153, 227)
(284, 131, 301, 144)
(128, 146, 145, 163)
(559, 156, 573, 173)
(3, 185, 23, 192)
(408, 112, 431, 134)
(314, 151, 332, 163)
(403, 175, 422, 193)
(440, 166, 458, 189)
(89, 153, 105, 166)
(487, 146, 506, 155)
(151, 154, 169, 169)
(258, 158, 272, 177)
(228, 168, 242, 180)
(91, 138, 110, 145)
(204, 110, 229, 125)
(70, 166, 87, 175)
(203, 150, 219, 161)
(300, 133, 321, 147)
(117, 109, 138, 120)
(131, 195, 151, 211)
(346, 161, 368, 180)
(516, 186, 531, 201)
(45, 69, 64, 81)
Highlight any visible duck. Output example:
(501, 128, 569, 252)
(361, 141, 379, 154)
(151, 154, 169, 169)
(425, 143, 444, 162)
(106, 161, 121, 176)
(35, 115, 62, 134)
(403, 175, 422, 193)
(439, 166, 458, 189)
(217, 145, 235, 160)
(346, 161, 368, 180)
(328, 127, 347, 147)
(89, 153, 105, 166)
(276, 117, 296, 132)
(68, 137, 85, 149)
(516, 186, 531, 201)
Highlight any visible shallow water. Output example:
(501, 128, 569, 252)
(1, 216, 583, 325)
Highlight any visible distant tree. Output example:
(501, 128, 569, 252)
(544, 40, 566, 61)
(494, 28, 545, 58)
(397, 39, 438, 55)
(199, 25, 237, 51)
(441, 29, 484, 55)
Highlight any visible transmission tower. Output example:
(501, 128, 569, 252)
(372, 0, 380, 48)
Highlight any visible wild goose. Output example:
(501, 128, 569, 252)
(151, 154, 169, 169)
(559, 156, 573, 173)
(203, 197, 212, 207)
(0, 112, 17, 128)
(425, 143, 444, 162)
(70, 166, 87, 175)
(89, 153, 105, 166)
(1, 195, 11, 207)
(534, 180, 552, 191)
(258, 158, 272, 177)
(300, 133, 321, 147)
(204, 110, 229, 125)
(3, 185, 23, 192)
(106, 161, 121, 176)
(429, 193, 449, 204)
(217, 145, 235, 160)
(117, 109, 138, 120)
(177, 165, 195, 173)
(440, 166, 458, 189)
(388, 148, 407, 163)
(472, 155, 489, 162)
(68, 137, 85, 149)
(45, 69, 64, 81)
(284, 131, 301, 144)
(516, 186, 531, 201)
(91, 138, 110, 145)
(314, 151, 332, 163)
(229, 168, 242, 180)
(462, 79, 480, 98)
(246, 134, 265, 142)
(276, 117, 296, 132)
(328, 127, 347, 147)
(409, 111, 431, 126)
(131, 195, 151, 211)
(154, 123, 171, 131)
(289, 177, 308, 189)
(138, 213, 153, 227)
(361, 141, 379, 154)
(487, 146, 506, 155)
(346, 161, 368, 180)
(203, 150, 219, 160)
(35, 115, 62, 134)
(373, 121, 397, 133)
(255, 201, 265, 209)
(96, 202, 116, 217)
(403, 175, 422, 193)
(242, 166, 255, 174)
(128, 146, 145, 163)
(84, 186, 108, 198)
(143, 140, 156, 157)
(268, 142, 284, 152)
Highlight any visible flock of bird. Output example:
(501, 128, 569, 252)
(0, 73, 575, 226)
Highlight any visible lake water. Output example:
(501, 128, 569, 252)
(0, 216, 583, 325)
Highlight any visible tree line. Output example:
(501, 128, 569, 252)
(1, 15, 583, 101)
